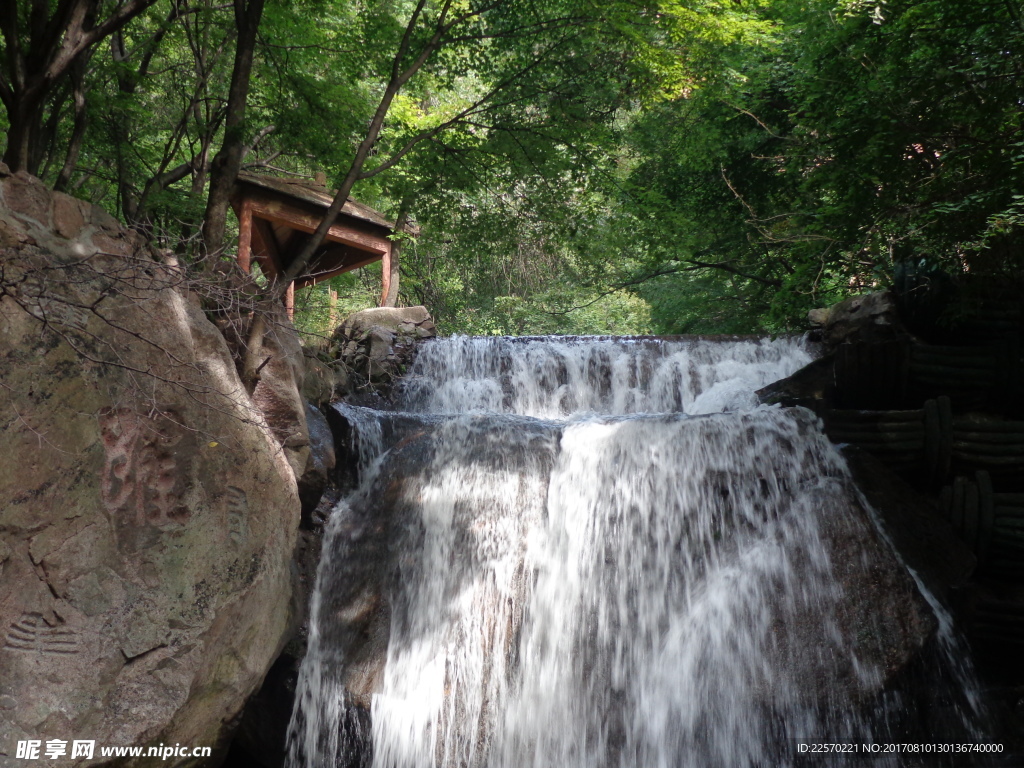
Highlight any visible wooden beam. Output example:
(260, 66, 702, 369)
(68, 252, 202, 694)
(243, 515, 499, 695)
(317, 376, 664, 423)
(251, 217, 282, 276)
(334, 251, 387, 272)
(299, 256, 385, 288)
(248, 197, 390, 254)
(294, 250, 388, 288)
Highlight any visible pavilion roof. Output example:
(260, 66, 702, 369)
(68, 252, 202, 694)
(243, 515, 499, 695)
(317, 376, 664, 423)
(230, 172, 395, 291)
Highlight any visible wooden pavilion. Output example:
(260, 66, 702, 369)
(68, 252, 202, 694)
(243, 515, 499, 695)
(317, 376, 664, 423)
(230, 172, 395, 318)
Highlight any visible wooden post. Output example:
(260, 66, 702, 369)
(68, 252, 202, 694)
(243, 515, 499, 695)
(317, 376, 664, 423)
(381, 205, 409, 308)
(379, 241, 392, 307)
(285, 280, 295, 322)
(237, 198, 253, 273)
(329, 288, 338, 326)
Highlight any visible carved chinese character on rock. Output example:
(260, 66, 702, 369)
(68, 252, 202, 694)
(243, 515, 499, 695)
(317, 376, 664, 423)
(224, 486, 248, 547)
(4, 613, 79, 656)
(99, 408, 190, 528)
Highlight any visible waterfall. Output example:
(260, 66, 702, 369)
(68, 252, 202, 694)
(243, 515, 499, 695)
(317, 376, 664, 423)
(288, 335, 985, 768)
(398, 335, 815, 417)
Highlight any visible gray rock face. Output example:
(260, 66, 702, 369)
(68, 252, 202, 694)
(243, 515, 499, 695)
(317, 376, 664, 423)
(0, 172, 299, 766)
(824, 290, 905, 347)
(253, 315, 310, 480)
(327, 306, 437, 396)
(300, 352, 338, 407)
(337, 305, 433, 339)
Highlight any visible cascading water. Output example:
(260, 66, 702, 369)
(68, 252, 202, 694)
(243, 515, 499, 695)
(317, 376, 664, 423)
(398, 335, 816, 417)
(288, 335, 987, 768)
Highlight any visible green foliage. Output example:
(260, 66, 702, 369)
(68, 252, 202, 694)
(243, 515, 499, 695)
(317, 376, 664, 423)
(290, 269, 382, 340)
(445, 292, 651, 336)
(5, 0, 1019, 337)
(620, 0, 1023, 333)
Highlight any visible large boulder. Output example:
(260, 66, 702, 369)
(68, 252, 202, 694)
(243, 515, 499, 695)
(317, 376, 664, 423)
(0, 170, 300, 766)
(823, 290, 906, 347)
(336, 306, 435, 340)
(329, 306, 436, 396)
(764, 291, 911, 411)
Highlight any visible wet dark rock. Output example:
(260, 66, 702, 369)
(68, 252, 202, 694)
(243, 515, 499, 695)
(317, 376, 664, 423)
(297, 404, 336, 522)
(325, 404, 446, 491)
(756, 354, 835, 409)
(841, 446, 975, 604)
(788, 482, 938, 703)
(305, 410, 936, 738)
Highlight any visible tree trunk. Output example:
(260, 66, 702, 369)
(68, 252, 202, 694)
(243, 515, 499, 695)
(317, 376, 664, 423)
(2, 99, 43, 174)
(53, 59, 89, 192)
(201, 0, 266, 259)
(0, 0, 161, 174)
(271, 0, 452, 297)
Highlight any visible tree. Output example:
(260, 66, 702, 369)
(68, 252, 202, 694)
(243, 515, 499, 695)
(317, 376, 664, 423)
(618, 0, 1024, 332)
(201, 0, 265, 256)
(13, 0, 975, 340)
(225, 0, 768, 370)
(236, 0, 675, 379)
(0, 0, 161, 173)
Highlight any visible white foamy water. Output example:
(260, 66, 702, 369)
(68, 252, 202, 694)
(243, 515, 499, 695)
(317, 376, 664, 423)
(287, 335, 985, 768)
(398, 335, 816, 417)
